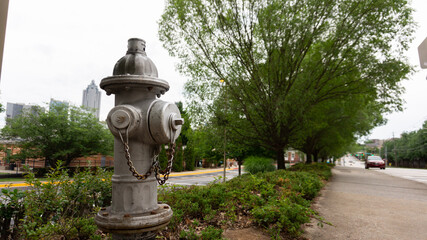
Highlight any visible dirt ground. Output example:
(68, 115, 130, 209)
(223, 227, 270, 240)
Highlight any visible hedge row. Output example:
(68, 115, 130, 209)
(158, 163, 333, 239)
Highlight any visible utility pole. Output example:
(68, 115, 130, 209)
(393, 132, 397, 167)
(385, 144, 388, 166)
(220, 79, 227, 182)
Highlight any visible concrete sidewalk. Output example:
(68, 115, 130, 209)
(303, 166, 427, 240)
(0, 169, 20, 174)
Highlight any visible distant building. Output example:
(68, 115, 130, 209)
(6, 102, 24, 120)
(82, 80, 101, 120)
(365, 139, 384, 149)
(6, 102, 37, 121)
(285, 148, 305, 164)
(49, 98, 69, 113)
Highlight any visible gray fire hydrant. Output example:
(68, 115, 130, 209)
(95, 38, 183, 240)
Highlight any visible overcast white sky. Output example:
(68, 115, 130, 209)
(1, 0, 427, 140)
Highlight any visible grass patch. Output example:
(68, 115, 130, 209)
(158, 163, 333, 239)
(0, 178, 26, 182)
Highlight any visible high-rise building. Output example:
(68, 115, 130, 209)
(82, 80, 101, 120)
(6, 102, 37, 121)
(6, 102, 24, 120)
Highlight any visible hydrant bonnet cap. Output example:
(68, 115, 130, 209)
(113, 38, 159, 77)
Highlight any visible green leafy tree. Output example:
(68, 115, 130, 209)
(159, 0, 415, 169)
(186, 125, 224, 167)
(297, 94, 385, 163)
(381, 122, 427, 167)
(1, 104, 113, 168)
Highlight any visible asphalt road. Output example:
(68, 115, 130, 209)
(342, 155, 427, 184)
(303, 165, 427, 240)
(165, 168, 240, 186)
(0, 167, 242, 191)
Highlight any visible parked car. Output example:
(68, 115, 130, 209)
(365, 156, 386, 169)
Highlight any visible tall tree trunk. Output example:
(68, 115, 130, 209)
(305, 151, 312, 164)
(276, 148, 286, 170)
(313, 152, 318, 163)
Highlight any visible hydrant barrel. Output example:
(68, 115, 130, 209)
(95, 38, 181, 240)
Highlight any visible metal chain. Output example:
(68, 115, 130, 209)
(117, 126, 176, 185)
(152, 122, 176, 185)
(118, 129, 153, 180)
(152, 143, 175, 185)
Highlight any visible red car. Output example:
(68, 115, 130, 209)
(365, 156, 386, 169)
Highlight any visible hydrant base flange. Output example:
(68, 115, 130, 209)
(95, 204, 173, 234)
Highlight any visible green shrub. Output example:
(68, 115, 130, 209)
(14, 162, 112, 239)
(179, 228, 199, 240)
(289, 162, 333, 180)
(252, 198, 313, 237)
(243, 156, 276, 174)
(200, 226, 224, 239)
(0, 188, 25, 240)
(159, 163, 333, 239)
(158, 183, 230, 220)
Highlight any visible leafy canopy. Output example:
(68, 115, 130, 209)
(1, 104, 113, 168)
(159, 0, 415, 168)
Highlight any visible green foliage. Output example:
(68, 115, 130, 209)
(200, 226, 223, 239)
(243, 156, 276, 174)
(289, 162, 334, 181)
(1, 104, 114, 168)
(179, 228, 199, 240)
(1, 164, 112, 239)
(381, 121, 427, 167)
(158, 163, 333, 239)
(158, 144, 168, 170)
(159, 0, 415, 169)
(252, 198, 312, 237)
(187, 125, 223, 167)
(184, 144, 196, 171)
(296, 95, 386, 163)
(0, 188, 25, 239)
(173, 142, 184, 172)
